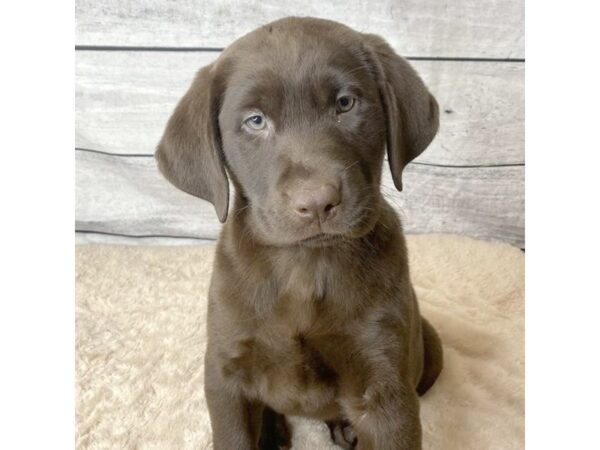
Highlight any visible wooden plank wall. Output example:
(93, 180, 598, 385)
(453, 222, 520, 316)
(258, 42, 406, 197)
(75, 0, 525, 247)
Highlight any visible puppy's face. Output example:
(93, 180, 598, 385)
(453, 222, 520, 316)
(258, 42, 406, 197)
(218, 27, 386, 246)
(156, 18, 439, 247)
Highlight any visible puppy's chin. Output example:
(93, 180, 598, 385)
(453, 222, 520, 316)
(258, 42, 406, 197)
(245, 207, 379, 249)
(296, 233, 344, 248)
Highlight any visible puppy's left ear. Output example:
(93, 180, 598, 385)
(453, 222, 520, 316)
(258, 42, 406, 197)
(363, 34, 439, 191)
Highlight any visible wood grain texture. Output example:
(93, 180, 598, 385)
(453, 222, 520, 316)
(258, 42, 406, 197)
(382, 165, 524, 247)
(76, 151, 524, 247)
(76, 231, 214, 246)
(75, 0, 524, 59)
(76, 151, 222, 239)
(76, 51, 524, 166)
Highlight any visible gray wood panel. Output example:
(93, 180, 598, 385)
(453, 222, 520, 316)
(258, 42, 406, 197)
(382, 165, 524, 247)
(76, 150, 524, 247)
(75, 0, 524, 59)
(76, 232, 214, 246)
(76, 51, 524, 166)
(76, 150, 222, 239)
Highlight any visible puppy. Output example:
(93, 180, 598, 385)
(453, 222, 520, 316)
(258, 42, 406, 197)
(156, 17, 443, 450)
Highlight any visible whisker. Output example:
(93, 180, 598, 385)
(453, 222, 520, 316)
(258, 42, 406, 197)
(339, 160, 360, 174)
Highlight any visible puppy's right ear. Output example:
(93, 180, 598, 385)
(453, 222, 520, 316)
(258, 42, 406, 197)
(155, 64, 229, 222)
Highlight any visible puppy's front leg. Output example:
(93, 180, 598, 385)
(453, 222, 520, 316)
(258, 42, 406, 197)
(205, 381, 261, 450)
(205, 343, 265, 450)
(343, 381, 422, 450)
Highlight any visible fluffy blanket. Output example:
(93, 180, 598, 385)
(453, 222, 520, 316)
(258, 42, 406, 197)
(75, 234, 524, 449)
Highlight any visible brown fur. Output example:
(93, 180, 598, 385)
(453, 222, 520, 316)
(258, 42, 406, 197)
(156, 17, 443, 450)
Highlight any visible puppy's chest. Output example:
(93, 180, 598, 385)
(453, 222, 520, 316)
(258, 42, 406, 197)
(222, 258, 360, 416)
(222, 322, 345, 417)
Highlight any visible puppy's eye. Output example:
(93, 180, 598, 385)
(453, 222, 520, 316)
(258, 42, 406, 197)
(244, 114, 267, 131)
(336, 95, 355, 113)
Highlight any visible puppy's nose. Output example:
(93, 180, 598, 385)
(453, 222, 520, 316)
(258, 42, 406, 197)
(292, 184, 341, 222)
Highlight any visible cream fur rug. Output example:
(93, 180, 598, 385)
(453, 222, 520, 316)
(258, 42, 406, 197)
(76, 234, 524, 449)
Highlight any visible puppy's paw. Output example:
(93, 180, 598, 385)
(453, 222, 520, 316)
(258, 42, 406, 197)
(326, 419, 357, 449)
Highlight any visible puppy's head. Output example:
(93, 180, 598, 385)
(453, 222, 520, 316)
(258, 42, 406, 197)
(156, 17, 438, 246)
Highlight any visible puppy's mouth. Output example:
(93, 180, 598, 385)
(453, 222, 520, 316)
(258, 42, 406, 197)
(297, 233, 343, 247)
(246, 195, 380, 248)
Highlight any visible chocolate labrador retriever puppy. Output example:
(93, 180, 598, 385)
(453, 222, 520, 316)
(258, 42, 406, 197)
(156, 17, 443, 450)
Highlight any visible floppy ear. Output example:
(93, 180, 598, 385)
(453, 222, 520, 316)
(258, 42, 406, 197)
(155, 64, 229, 222)
(363, 34, 439, 191)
